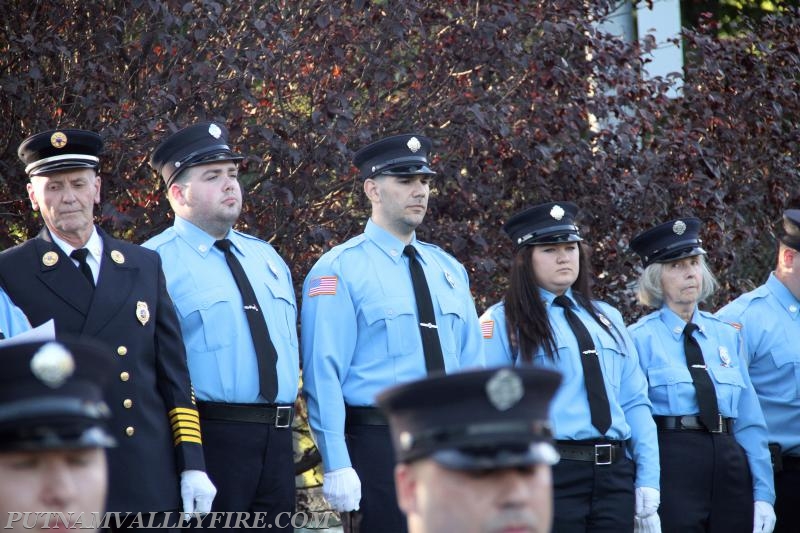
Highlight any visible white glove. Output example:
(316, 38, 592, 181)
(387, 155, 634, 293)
(753, 500, 776, 533)
(635, 486, 660, 518)
(634, 513, 662, 533)
(180, 470, 217, 521)
(323, 467, 361, 512)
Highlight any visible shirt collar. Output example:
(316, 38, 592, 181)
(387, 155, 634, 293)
(766, 272, 800, 317)
(364, 219, 422, 264)
(173, 215, 233, 257)
(50, 226, 102, 262)
(659, 305, 704, 339)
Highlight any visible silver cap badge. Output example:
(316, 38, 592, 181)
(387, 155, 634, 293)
(30, 342, 75, 388)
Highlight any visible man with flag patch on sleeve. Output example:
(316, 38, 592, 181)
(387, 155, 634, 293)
(301, 133, 485, 533)
(0, 127, 214, 530)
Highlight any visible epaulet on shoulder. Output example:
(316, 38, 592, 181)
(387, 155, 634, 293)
(417, 240, 455, 258)
(319, 234, 368, 263)
(629, 312, 659, 331)
(232, 229, 268, 244)
(142, 229, 179, 249)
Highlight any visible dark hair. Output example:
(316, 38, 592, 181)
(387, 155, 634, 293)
(504, 242, 618, 362)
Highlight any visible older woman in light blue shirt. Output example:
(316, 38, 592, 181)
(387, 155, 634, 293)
(629, 217, 775, 533)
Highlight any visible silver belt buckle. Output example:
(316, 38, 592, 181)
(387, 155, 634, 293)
(710, 414, 724, 433)
(275, 406, 292, 428)
(594, 443, 613, 465)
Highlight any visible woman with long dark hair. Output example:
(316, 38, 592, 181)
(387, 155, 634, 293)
(481, 201, 660, 532)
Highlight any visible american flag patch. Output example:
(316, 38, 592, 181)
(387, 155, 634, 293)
(480, 320, 494, 339)
(308, 275, 338, 297)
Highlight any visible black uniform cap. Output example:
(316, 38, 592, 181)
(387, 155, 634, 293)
(779, 209, 800, 251)
(149, 122, 243, 187)
(630, 217, 706, 267)
(377, 367, 562, 470)
(18, 129, 103, 177)
(503, 202, 582, 250)
(0, 338, 116, 452)
(352, 133, 437, 180)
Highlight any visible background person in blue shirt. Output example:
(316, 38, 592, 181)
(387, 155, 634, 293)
(717, 209, 800, 533)
(480, 201, 660, 533)
(145, 122, 300, 529)
(0, 287, 30, 339)
(301, 133, 485, 533)
(629, 218, 775, 533)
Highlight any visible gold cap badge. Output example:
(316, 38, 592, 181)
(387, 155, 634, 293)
(50, 131, 68, 149)
(135, 301, 150, 326)
(42, 251, 59, 267)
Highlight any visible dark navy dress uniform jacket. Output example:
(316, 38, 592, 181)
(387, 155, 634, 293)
(0, 227, 205, 513)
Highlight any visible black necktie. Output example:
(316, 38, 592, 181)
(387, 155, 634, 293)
(403, 245, 445, 375)
(215, 239, 279, 401)
(553, 295, 612, 434)
(683, 323, 720, 431)
(70, 248, 94, 288)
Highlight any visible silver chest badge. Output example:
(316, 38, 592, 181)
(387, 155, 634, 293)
(719, 346, 731, 367)
(486, 369, 524, 411)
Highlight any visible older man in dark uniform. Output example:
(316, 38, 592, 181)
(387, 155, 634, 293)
(0, 128, 215, 528)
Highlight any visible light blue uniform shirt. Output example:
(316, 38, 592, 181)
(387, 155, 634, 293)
(0, 288, 30, 338)
(629, 306, 774, 503)
(301, 220, 485, 471)
(143, 216, 299, 404)
(480, 288, 659, 489)
(718, 273, 800, 456)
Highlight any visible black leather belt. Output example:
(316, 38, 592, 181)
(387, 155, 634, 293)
(782, 455, 800, 472)
(345, 406, 388, 427)
(555, 440, 627, 465)
(654, 414, 733, 434)
(197, 401, 294, 428)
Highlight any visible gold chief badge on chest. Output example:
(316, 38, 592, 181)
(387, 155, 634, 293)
(136, 301, 150, 326)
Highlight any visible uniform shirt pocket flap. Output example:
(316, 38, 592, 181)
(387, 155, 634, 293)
(708, 365, 745, 388)
(173, 286, 231, 318)
(647, 365, 693, 386)
(361, 297, 417, 326)
(436, 293, 466, 320)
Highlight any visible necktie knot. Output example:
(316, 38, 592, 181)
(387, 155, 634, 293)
(70, 248, 89, 261)
(70, 248, 94, 288)
(553, 295, 573, 309)
(403, 245, 416, 259)
(684, 322, 699, 336)
(214, 239, 232, 253)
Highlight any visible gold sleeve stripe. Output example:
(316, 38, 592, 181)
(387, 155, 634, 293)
(175, 435, 203, 445)
(169, 407, 200, 418)
(171, 421, 202, 433)
(171, 412, 200, 424)
(174, 427, 202, 438)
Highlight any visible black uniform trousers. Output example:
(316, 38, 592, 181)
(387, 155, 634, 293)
(196, 416, 295, 530)
(658, 430, 753, 532)
(552, 453, 635, 532)
(346, 422, 407, 533)
(773, 459, 800, 533)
